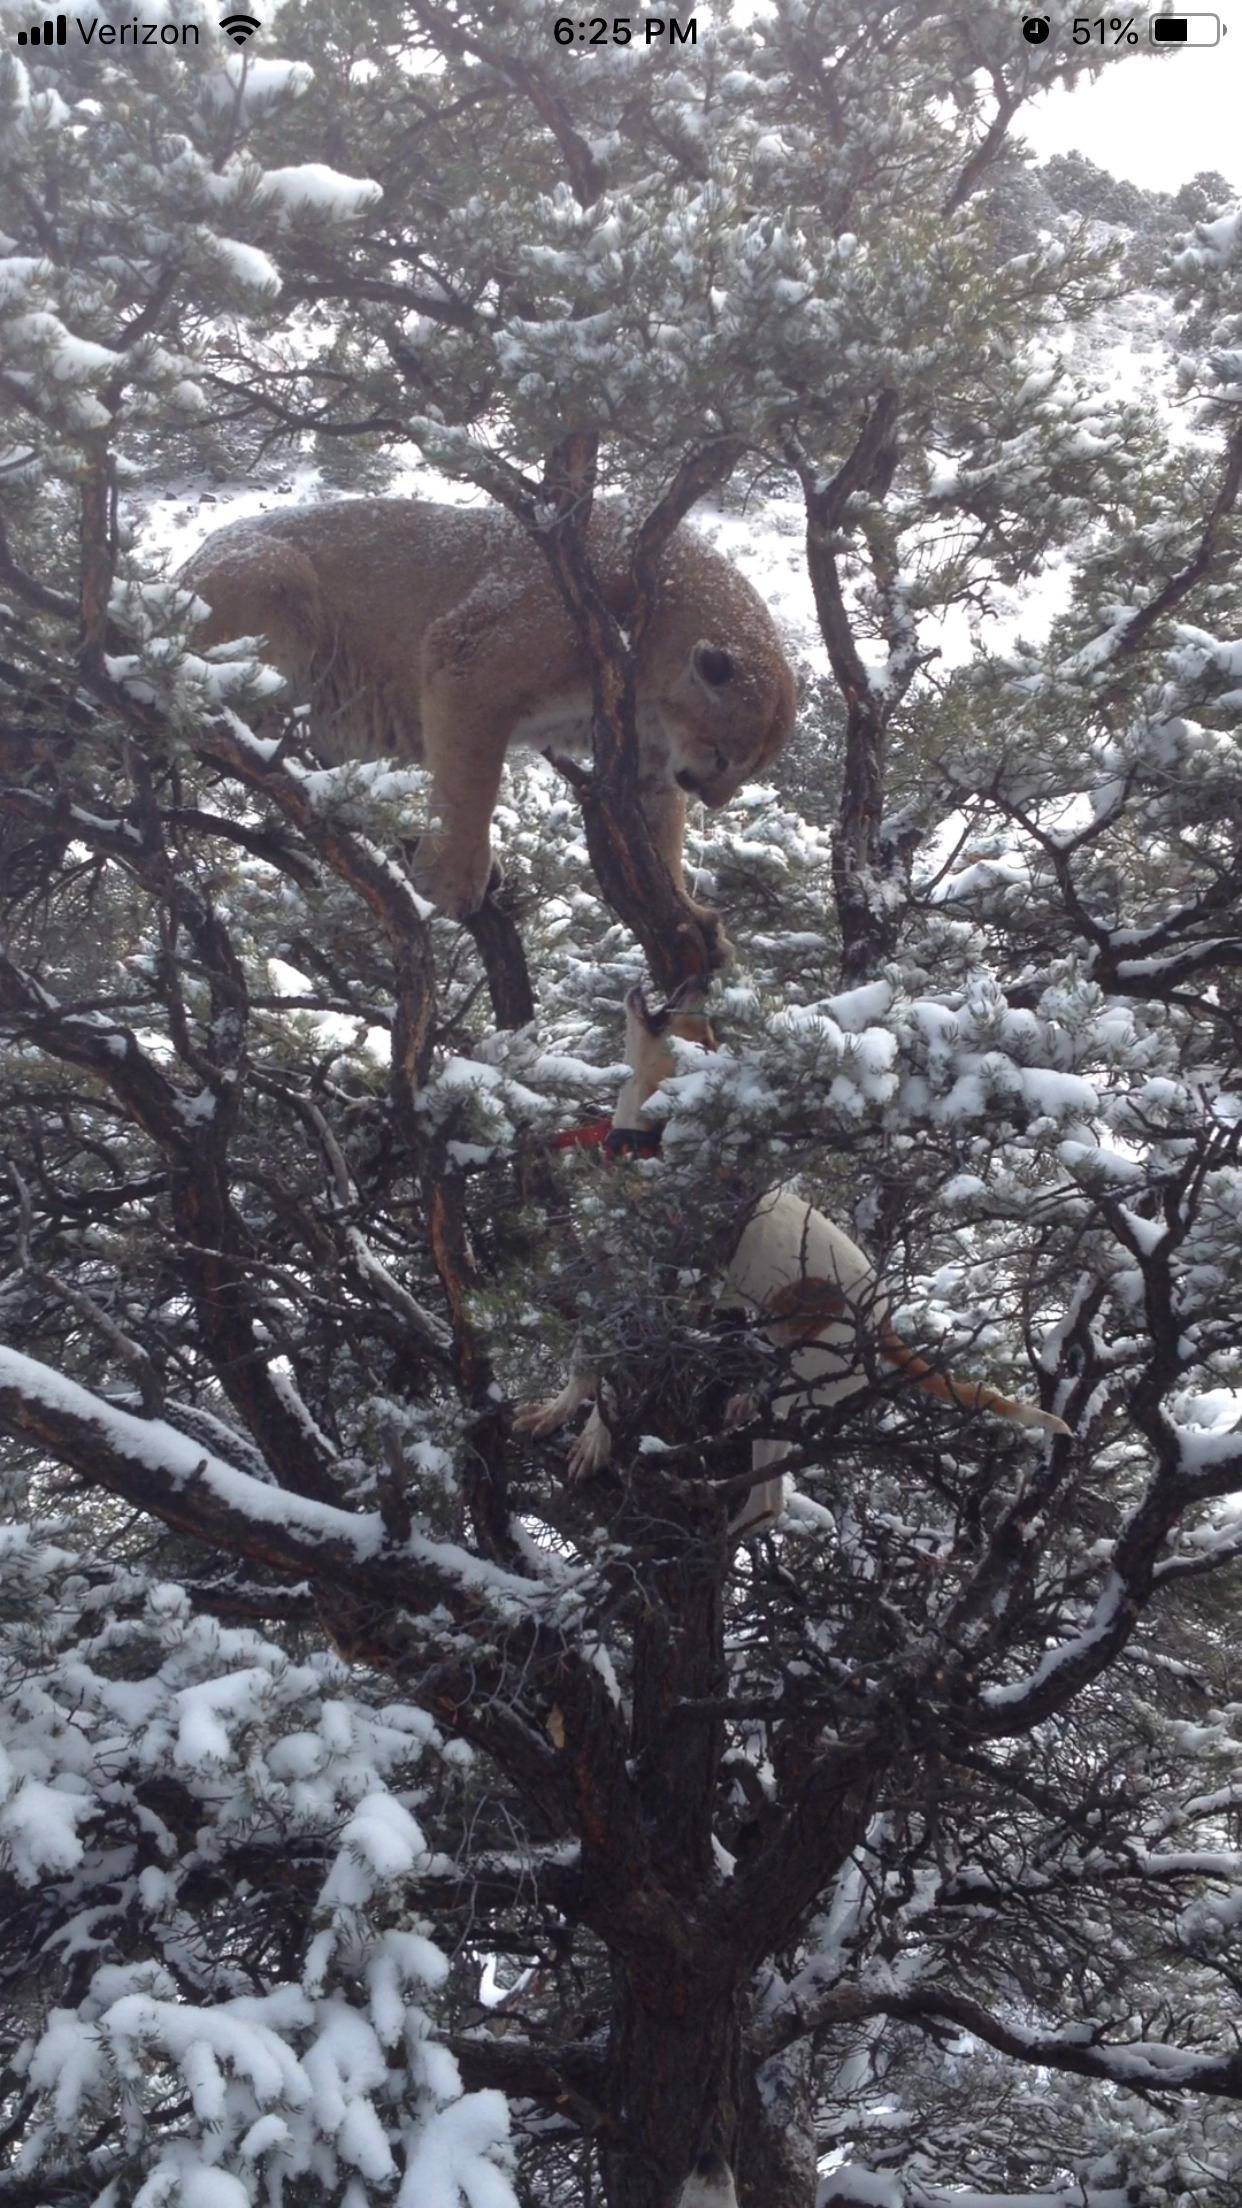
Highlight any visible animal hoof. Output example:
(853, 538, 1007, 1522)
(566, 1414, 613, 1480)
(513, 1399, 563, 1440)
(686, 903, 732, 971)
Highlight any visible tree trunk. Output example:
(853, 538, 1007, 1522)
(598, 1989, 820, 2208)
(738, 2040, 818, 2208)
(599, 1964, 744, 2208)
(592, 1488, 741, 2207)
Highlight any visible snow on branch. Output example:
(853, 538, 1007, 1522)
(0, 1347, 556, 1619)
(885, 1984, 1242, 2101)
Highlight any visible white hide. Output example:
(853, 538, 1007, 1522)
(723, 1190, 882, 1536)
(677, 2151, 740, 2208)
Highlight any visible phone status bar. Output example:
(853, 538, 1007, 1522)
(1021, 14, 1225, 43)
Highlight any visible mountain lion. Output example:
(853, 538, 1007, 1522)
(182, 497, 796, 925)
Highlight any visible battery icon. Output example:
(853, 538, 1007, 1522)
(1150, 13, 1221, 39)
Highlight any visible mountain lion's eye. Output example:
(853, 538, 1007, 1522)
(696, 646, 734, 688)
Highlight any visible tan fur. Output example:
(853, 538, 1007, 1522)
(181, 498, 796, 922)
(513, 981, 716, 1482)
(517, 990, 1071, 1527)
(724, 1190, 1071, 1536)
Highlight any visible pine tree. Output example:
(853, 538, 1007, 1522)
(2, 6, 1242, 2208)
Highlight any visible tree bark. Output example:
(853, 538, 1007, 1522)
(787, 395, 910, 984)
(599, 1966, 745, 2208)
(481, 431, 745, 992)
(463, 875, 537, 1029)
(738, 2040, 818, 2208)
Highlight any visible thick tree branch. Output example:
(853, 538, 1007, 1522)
(887, 1984, 1242, 2101)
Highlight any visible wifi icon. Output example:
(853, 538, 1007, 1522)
(219, 11, 259, 43)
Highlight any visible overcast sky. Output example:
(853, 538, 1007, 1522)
(1021, 19, 1240, 195)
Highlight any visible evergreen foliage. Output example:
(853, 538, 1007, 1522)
(1, 5, 1241, 2207)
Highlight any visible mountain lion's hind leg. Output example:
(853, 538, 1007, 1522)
(410, 758, 506, 918)
(412, 614, 516, 919)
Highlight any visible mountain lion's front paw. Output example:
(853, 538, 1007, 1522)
(410, 837, 494, 920)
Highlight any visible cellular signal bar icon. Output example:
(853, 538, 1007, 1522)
(17, 13, 67, 41)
